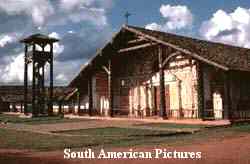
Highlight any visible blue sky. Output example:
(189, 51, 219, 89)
(0, 0, 250, 85)
(109, 0, 250, 36)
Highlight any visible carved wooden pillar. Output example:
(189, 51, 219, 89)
(24, 44, 28, 114)
(77, 89, 81, 115)
(20, 103, 23, 113)
(88, 76, 93, 116)
(158, 45, 167, 118)
(32, 44, 37, 117)
(145, 85, 149, 116)
(177, 80, 183, 118)
(108, 59, 114, 117)
(149, 79, 155, 116)
(58, 100, 63, 115)
(41, 62, 45, 114)
(49, 43, 54, 116)
(223, 71, 232, 120)
(197, 62, 204, 119)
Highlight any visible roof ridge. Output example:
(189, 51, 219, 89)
(125, 25, 250, 51)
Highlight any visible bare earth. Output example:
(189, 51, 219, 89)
(0, 133, 250, 164)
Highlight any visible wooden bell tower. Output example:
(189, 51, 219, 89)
(20, 34, 59, 117)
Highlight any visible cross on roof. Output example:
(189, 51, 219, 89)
(124, 11, 132, 25)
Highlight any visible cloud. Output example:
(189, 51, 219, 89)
(0, 35, 15, 47)
(0, 53, 32, 83)
(146, 4, 193, 32)
(0, 0, 114, 85)
(53, 59, 84, 85)
(48, 32, 64, 56)
(57, 26, 112, 62)
(200, 7, 250, 48)
(59, 0, 113, 11)
(0, 0, 54, 26)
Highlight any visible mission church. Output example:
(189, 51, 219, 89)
(67, 25, 250, 121)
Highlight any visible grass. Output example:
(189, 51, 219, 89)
(135, 123, 208, 129)
(0, 123, 250, 151)
(0, 113, 87, 125)
(55, 127, 180, 137)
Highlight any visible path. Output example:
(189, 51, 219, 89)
(0, 133, 250, 164)
(0, 118, 200, 136)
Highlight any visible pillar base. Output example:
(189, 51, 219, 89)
(158, 116, 168, 120)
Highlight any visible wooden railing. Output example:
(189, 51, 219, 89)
(203, 109, 223, 119)
(232, 110, 250, 119)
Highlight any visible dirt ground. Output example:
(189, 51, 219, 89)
(1, 133, 250, 164)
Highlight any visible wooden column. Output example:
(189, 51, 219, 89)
(108, 60, 114, 117)
(41, 65, 45, 114)
(24, 44, 28, 114)
(223, 71, 232, 120)
(177, 80, 183, 118)
(20, 103, 23, 113)
(88, 76, 93, 116)
(145, 85, 149, 116)
(149, 79, 156, 116)
(158, 45, 167, 118)
(58, 101, 63, 115)
(49, 43, 53, 116)
(197, 62, 204, 119)
(32, 44, 37, 117)
(77, 89, 81, 115)
(41, 45, 46, 115)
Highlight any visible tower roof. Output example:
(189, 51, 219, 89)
(20, 33, 59, 44)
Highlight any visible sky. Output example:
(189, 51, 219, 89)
(0, 0, 250, 86)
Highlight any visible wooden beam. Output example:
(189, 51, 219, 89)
(124, 26, 229, 71)
(168, 63, 194, 70)
(118, 43, 157, 53)
(127, 38, 146, 44)
(162, 51, 181, 68)
(102, 66, 110, 75)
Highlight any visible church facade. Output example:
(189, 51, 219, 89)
(69, 25, 250, 120)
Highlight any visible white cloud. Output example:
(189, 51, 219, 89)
(48, 32, 64, 56)
(68, 30, 75, 34)
(200, 7, 250, 48)
(0, 53, 32, 83)
(53, 59, 83, 85)
(60, 0, 95, 11)
(145, 23, 162, 31)
(0, 53, 79, 85)
(0, 0, 113, 85)
(0, 33, 21, 47)
(0, 0, 54, 26)
(146, 4, 193, 31)
(49, 32, 60, 39)
(56, 73, 67, 82)
(60, 0, 113, 11)
(0, 35, 14, 47)
(57, 1, 108, 27)
(0, 0, 110, 27)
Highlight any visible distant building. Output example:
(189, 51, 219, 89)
(0, 86, 77, 114)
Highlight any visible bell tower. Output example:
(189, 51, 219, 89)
(21, 34, 59, 117)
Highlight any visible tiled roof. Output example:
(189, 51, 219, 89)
(125, 25, 250, 71)
(69, 25, 250, 87)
